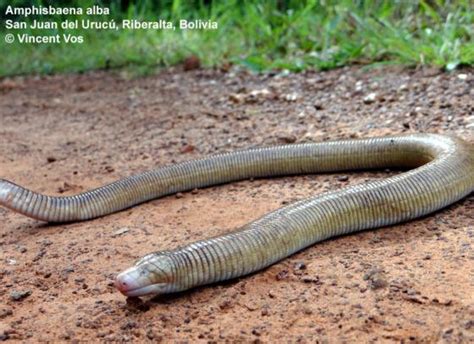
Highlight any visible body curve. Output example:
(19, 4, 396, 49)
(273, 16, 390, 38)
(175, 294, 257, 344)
(1, 133, 472, 297)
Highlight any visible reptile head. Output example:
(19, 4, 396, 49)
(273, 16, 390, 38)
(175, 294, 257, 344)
(115, 253, 175, 297)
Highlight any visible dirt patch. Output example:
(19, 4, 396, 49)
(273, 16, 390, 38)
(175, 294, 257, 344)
(0, 66, 473, 342)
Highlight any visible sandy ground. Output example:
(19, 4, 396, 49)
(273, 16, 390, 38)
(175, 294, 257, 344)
(0, 65, 473, 343)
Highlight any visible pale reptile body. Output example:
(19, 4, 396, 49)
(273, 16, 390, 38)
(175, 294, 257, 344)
(0, 133, 472, 297)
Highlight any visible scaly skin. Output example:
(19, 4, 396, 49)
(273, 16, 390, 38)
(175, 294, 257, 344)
(1, 134, 472, 297)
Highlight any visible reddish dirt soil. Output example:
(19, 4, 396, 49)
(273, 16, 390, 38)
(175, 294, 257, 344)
(0, 66, 473, 342)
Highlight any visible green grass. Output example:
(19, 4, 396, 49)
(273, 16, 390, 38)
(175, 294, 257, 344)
(0, 0, 473, 77)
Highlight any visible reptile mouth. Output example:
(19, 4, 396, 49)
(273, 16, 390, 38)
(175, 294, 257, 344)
(116, 283, 165, 297)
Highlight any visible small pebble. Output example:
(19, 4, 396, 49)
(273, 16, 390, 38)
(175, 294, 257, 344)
(276, 269, 289, 281)
(284, 92, 299, 102)
(277, 133, 297, 144)
(251, 328, 262, 336)
(398, 84, 408, 92)
(111, 227, 130, 237)
(294, 262, 307, 270)
(6, 259, 17, 265)
(363, 92, 377, 104)
(10, 290, 31, 301)
(364, 268, 388, 290)
(180, 144, 195, 154)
